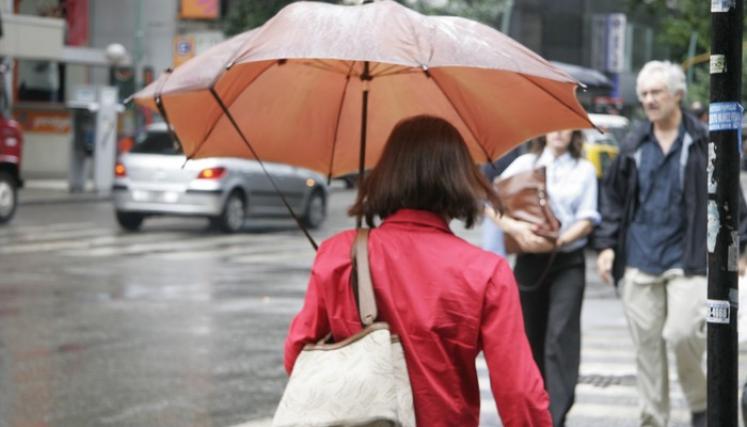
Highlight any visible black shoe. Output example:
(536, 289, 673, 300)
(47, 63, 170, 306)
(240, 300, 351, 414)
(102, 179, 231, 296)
(691, 411, 706, 427)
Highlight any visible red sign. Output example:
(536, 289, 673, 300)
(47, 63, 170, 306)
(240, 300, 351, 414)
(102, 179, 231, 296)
(12, 109, 71, 134)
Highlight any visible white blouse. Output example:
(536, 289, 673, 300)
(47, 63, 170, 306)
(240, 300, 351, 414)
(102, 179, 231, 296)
(500, 149, 601, 252)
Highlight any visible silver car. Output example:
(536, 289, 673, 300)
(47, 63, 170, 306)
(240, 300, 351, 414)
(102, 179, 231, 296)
(112, 123, 328, 232)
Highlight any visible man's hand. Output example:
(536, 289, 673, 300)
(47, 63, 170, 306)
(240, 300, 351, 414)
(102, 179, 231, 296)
(739, 254, 747, 276)
(597, 249, 615, 285)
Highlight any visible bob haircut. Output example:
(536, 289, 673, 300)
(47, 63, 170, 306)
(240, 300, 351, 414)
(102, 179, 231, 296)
(636, 60, 687, 100)
(349, 115, 500, 228)
(530, 130, 585, 159)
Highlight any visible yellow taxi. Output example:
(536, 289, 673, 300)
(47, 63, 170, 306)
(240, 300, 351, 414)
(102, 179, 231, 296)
(582, 114, 630, 179)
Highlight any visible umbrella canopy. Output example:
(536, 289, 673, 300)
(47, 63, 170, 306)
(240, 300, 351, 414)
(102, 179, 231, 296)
(134, 0, 592, 178)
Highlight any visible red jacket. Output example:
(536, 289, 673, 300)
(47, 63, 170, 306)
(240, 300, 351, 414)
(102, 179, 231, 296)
(284, 209, 551, 426)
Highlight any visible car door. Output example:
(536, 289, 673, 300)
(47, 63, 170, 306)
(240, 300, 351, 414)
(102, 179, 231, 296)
(239, 160, 304, 216)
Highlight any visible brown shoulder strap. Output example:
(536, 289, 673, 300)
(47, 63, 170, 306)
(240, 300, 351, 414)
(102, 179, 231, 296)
(351, 228, 377, 326)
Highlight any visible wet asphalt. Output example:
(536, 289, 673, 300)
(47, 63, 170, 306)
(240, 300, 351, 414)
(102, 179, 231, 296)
(0, 189, 358, 427)
(4, 183, 726, 427)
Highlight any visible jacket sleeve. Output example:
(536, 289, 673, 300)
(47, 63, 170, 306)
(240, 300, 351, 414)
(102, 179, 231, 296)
(593, 152, 627, 252)
(283, 267, 330, 375)
(480, 261, 552, 426)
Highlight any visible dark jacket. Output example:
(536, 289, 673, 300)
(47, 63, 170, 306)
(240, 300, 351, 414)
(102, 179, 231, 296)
(593, 112, 747, 285)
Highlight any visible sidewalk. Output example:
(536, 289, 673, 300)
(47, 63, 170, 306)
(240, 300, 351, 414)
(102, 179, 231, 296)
(19, 179, 112, 205)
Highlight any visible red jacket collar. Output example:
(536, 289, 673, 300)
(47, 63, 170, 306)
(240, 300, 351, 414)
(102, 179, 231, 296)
(380, 209, 451, 233)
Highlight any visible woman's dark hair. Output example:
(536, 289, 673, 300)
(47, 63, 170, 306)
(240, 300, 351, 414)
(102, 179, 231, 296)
(348, 115, 501, 228)
(530, 130, 585, 159)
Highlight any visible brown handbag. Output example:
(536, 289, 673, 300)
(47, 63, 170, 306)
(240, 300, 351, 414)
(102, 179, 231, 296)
(493, 166, 561, 254)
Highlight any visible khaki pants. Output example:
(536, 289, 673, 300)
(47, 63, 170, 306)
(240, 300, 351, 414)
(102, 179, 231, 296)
(621, 268, 707, 427)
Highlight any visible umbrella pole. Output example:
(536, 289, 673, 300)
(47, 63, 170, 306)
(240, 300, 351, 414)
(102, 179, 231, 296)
(356, 61, 371, 229)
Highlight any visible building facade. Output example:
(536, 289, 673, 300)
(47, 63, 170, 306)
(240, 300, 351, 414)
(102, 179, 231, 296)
(2, 0, 222, 180)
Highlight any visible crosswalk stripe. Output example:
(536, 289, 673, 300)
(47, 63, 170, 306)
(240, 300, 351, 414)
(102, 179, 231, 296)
(0, 224, 308, 258)
(0, 221, 94, 237)
(0, 231, 189, 254)
(566, 401, 690, 421)
(156, 242, 312, 261)
(0, 227, 113, 244)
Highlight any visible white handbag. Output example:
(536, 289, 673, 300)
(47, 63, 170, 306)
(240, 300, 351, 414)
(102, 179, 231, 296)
(272, 229, 416, 427)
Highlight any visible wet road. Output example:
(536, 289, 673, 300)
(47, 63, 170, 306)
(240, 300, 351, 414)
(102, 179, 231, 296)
(0, 188, 365, 427)
(1, 185, 744, 427)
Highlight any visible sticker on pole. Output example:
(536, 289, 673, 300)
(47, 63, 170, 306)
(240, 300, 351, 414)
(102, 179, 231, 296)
(709, 102, 744, 131)
(707, 299, 731, 324)
(710, 55, 726, 74)
(712, 0, 735, 12)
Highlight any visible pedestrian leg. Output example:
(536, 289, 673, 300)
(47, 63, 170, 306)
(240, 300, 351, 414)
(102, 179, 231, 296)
(662, 274, 707, 414)
(543, 258, 585, 427)
(621, 268, 669, 427)
(515, 254, 552, 376)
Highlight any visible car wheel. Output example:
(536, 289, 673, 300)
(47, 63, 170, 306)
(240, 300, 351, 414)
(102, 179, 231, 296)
(0, 171, 18, 224)
(214, 190, 245, 233)
(115, 211, 144, 232)
(302, 189, 326, 229)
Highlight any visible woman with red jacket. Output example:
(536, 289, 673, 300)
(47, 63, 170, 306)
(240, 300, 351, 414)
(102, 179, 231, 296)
(284, 115, 551, 426)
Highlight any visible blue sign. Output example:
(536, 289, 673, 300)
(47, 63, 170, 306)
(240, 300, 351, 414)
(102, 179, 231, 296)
(709, 102, 743, 131)
(177, 41, 192, 55)
(709, 102, 744, 157)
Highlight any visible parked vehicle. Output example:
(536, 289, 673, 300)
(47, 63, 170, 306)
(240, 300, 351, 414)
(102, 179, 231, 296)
(0, 115, 23, 224)
(112, 122, 328, 232)
(582, 113, 630, 179)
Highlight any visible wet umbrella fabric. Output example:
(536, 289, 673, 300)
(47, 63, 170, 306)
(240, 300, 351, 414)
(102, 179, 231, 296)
(133, 0, 592, 179)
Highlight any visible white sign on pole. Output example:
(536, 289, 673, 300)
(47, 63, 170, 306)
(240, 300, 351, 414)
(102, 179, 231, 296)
(605, 14, 626, 73)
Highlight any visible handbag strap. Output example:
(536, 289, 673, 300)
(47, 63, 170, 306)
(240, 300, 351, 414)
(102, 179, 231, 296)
(351, 228, 378, 326)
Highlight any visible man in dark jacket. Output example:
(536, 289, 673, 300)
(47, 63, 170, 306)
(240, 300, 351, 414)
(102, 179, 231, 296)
(594, 60, 747, 427)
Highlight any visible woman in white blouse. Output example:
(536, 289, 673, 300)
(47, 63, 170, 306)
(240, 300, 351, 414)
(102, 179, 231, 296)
(486, 130, 600, 427)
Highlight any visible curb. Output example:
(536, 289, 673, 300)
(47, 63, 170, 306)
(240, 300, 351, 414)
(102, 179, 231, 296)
(17, 180, 352, 206)
(19, 195, 112, 206)
(18, 180, 112, 206)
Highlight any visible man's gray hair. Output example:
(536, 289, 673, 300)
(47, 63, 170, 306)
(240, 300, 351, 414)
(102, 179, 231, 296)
(636, 60, 687, 99)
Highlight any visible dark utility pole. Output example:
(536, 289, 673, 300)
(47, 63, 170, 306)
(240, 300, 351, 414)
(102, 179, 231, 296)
(707, 0, 742, 425)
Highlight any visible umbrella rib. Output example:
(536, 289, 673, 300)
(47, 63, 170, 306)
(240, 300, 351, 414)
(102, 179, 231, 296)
(208, 87, 320, 252)
(188, 60, 277, 161)
(326, 62, 356, 183)
(426, 71, 493, 164)
(518, 74, 596, 130)
(370, 63, 399, 77)
(374, 68, 421, 78)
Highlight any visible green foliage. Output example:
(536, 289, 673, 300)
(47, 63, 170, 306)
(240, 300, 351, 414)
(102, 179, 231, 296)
(626, 0, 747, 105)
(626, 0, 709, 61)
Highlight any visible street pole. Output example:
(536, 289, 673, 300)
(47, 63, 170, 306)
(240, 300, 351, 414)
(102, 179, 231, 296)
(707, 0, 742, 424)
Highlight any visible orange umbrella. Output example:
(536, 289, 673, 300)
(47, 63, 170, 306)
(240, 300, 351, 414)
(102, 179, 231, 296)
(133, 0, 592, 180)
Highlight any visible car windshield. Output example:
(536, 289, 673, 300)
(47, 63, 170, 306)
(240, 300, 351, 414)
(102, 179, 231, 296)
(130, 131, 183, 155)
